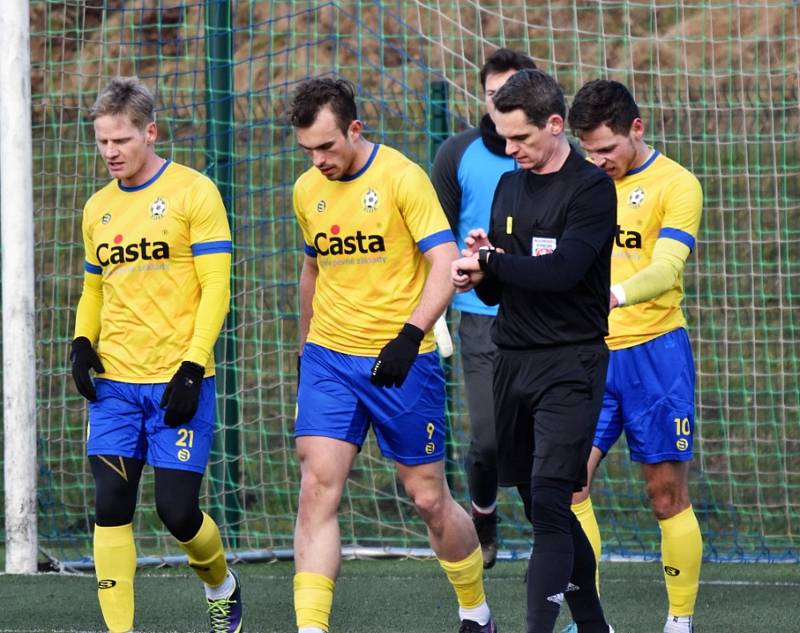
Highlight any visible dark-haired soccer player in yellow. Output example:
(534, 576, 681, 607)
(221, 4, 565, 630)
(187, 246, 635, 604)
(70, 76, 242, 633)
(290, 77, 495, 633)
(567, 80, 703, 633)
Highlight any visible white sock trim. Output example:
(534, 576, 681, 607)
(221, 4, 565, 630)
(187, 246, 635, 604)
(205, 570, 235, 600)
(664, 614, 694, 633)
(459, 602, 491, 626)
(471, 501, 497, 515)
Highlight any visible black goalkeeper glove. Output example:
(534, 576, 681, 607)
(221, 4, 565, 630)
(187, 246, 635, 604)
(159, 361, 205, 427)
(70, 336, 105, 401)
(370, 323, 424, 388)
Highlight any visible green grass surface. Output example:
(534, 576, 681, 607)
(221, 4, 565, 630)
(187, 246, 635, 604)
(1, 559, 798, 632)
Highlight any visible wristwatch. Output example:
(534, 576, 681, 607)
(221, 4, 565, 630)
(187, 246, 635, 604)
(478, 245, 496, 271)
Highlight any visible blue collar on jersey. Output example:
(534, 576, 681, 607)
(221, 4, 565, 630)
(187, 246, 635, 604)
(625, 148, 660, 176)
(117, 159, 171, 192)
(340, 144, 380, 182)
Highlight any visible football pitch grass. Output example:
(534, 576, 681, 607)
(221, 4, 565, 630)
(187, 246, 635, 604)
(1, 559, 798, 632)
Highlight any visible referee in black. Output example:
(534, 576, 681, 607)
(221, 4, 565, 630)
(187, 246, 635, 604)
(451, 68, 616, 633)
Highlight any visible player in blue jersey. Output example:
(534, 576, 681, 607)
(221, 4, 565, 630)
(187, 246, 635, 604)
(290, 78, 495, 633)
(567, 80, 704, 633)
(70, 77, 241, 633)
(431, 48, 536, 569)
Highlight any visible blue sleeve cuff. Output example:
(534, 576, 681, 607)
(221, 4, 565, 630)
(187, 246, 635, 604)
(417, 229, 455, 254)
(191, 240, 233, 256)
(658, 228, 695, 251)
(303, 243, 317, 257)
(84, 261, 102, 275)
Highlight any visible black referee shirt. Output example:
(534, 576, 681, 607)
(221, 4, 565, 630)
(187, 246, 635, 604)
(475, 146, 616, 349)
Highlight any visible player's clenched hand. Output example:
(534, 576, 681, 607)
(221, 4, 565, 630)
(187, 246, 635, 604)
(71, 337, 105, 401)
(160, 361, 205, 427)
(370, 323, 424, 388)
(451, 255, 482, 292)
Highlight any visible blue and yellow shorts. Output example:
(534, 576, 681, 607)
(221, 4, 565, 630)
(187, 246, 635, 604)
(593, 328, 695, 463)
(87, 377, 216, 474)
(296, 342, 446, 465)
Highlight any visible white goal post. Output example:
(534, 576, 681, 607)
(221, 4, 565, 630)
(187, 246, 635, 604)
(0, 0, 37, 574)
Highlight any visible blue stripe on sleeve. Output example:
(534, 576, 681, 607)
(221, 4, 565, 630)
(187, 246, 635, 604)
(417, 229, 456, 254)
(191, 240, 233, 256)
(304, 243, 318, 257)
(659, 227, 696, 251)
(84, 261, 102, 275)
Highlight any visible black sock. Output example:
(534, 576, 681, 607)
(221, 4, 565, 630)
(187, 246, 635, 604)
(525, 477, 576, 633)
(564, 514, 608, 632)
(527, 532, 573, 632)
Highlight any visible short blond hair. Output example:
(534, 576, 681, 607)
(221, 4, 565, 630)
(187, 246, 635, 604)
(90, 76, 155, 129)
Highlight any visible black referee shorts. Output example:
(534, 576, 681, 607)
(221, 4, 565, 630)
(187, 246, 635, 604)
(493, 341, 609, 489)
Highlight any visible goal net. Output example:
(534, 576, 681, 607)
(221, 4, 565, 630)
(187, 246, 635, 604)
(14, 0, 799, 566)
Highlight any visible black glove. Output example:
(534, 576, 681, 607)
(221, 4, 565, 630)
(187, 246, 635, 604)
(159, 361, 205, 427)
(370, 323, 424, 388)
(71, 336, 105, 401)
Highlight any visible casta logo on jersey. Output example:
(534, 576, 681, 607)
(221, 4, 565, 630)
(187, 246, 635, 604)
(313, 224, 385, 256)
(615, 225, 642, 249)
(96, 234, 170, 266)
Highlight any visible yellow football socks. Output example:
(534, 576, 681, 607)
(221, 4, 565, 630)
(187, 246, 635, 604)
(294, 572, 335, 631)
(178, 512, 228, 587)
(659, 505, 703, 617)
(94, 523, 136, 633)
(438, 546, 486, 609)
(572, 496, 602, 593)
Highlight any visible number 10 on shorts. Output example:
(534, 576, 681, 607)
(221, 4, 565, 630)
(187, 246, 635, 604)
(674, 417, 691, 452)
(674, 417, 690, 436)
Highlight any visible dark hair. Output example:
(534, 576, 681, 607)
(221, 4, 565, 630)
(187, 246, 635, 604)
(479, 48, 537, 89)
(567, 79, 641, 137)
(90, 76, 155, 129)
(289, 78, 358, 135)
(492, 69, 565, 127)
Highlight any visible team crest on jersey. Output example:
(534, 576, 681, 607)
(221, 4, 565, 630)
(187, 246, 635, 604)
(627, 186, 646, 208)
(316, 200, 326, 213)
(101, 213, 112, 225)
(362, 188, 379, 213)
(149, 197, 168, 219)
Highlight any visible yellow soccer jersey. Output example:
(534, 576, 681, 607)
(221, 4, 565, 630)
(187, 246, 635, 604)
(81, 160, 232, 382)
(608, 150, 703, 349)
(294, 144, 455, 355)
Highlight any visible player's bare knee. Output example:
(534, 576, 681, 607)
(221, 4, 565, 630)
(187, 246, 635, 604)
(409, 488, 448, 526)
(298, 472, 342, 514)
(645, 481, 688, 519)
